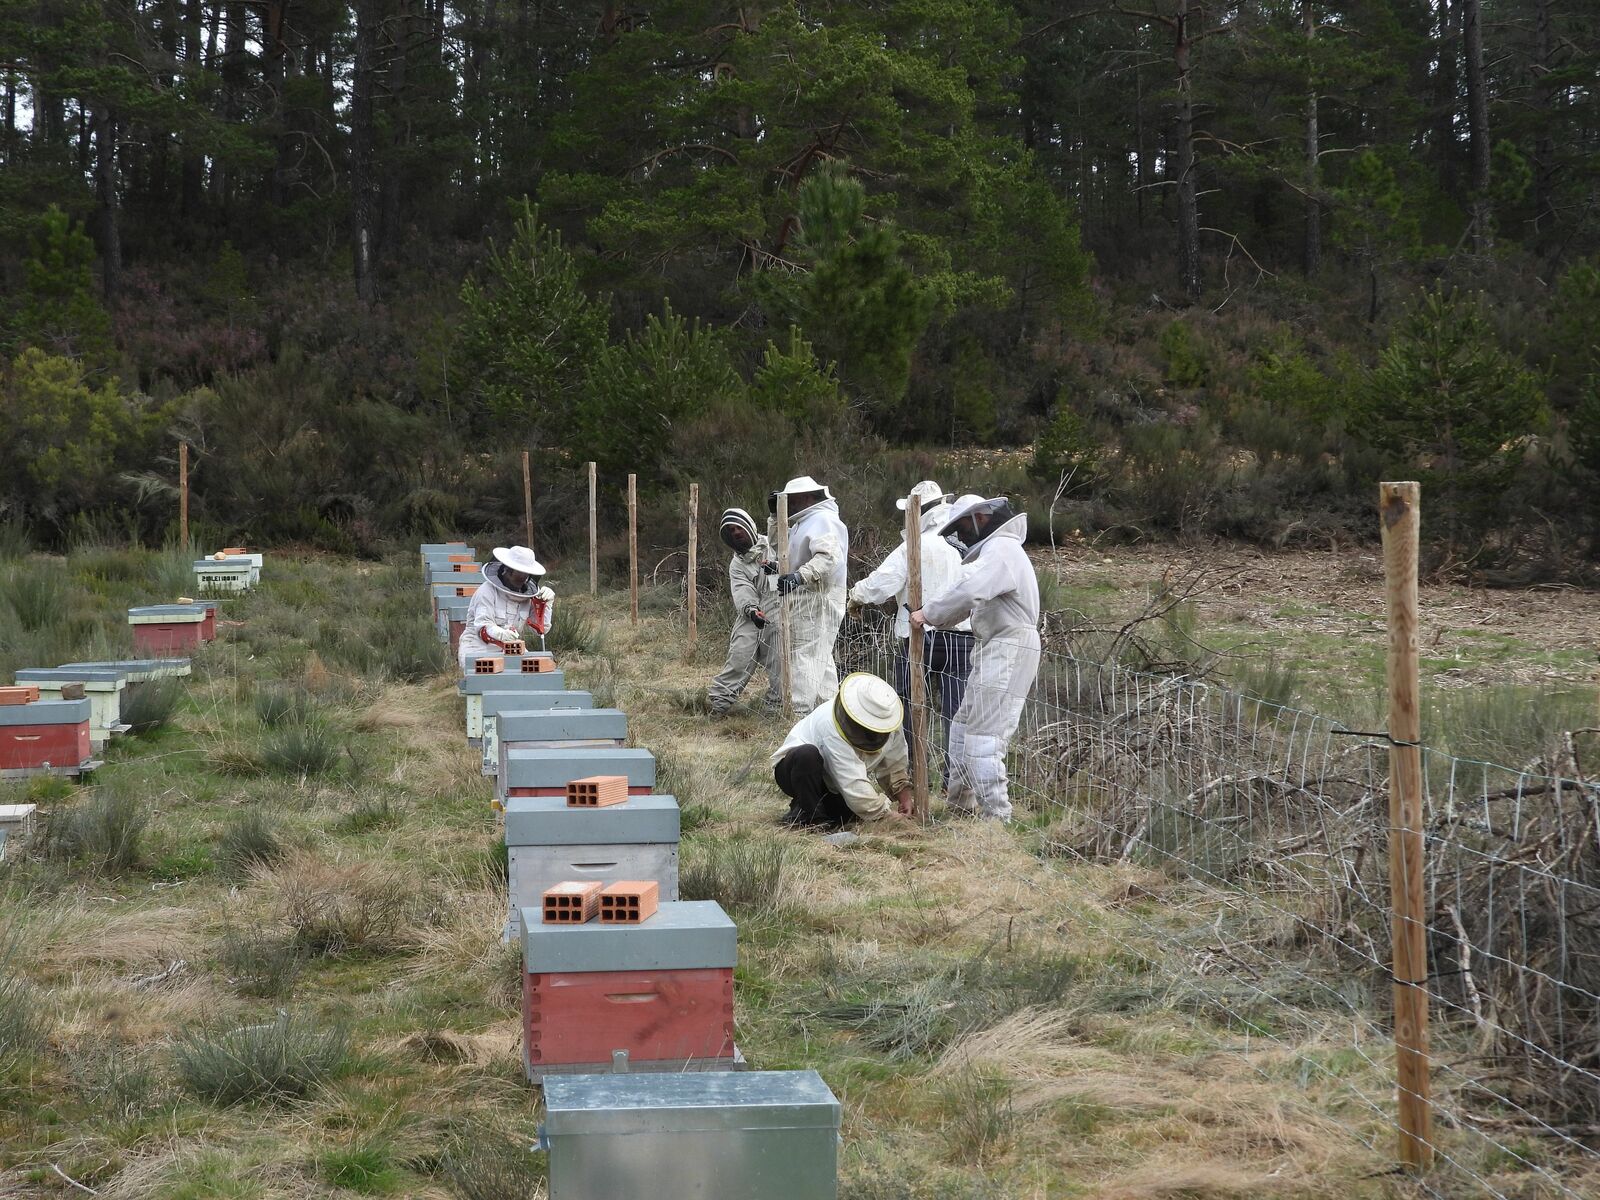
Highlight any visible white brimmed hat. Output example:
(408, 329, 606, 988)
(837, 673, 903, 734)
(896, 480, 950, 512)
(780, 475, 832, 500)
(492, 545, 544, 575)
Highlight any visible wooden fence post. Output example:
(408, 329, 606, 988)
(775, 493, 792, 715)
(1380, 480, 1434, 1172)
(178, 441, 189, 552)
(686, 483, 699, 661)
(522, 450, 534, 548)
(588, 461, 598, 596)
(627, 473, 639, 625)
(905, 493, 930, 822)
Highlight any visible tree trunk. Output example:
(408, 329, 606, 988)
(180, 0, 205, 215)
(1135, 64, 1148, 228)
(1462, 0, 1490, 247)
(1530, 0, 1555, 238)
(264, 0, 290, 207)
(1303, 0, 1321, 276)
(1431, 0, 1457, 193)
(1173, 1, 1200, 300)
(379, 1, 408, 257)
(94, 105, 121, 305)
(213, 2, 247, 204)
(351, 0, 378, 305)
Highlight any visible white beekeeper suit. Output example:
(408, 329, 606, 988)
(920, 499, 1040, 822)
(457, 545, 554, 673)
(771, 673, 910, 826)
(776, 475, 848, 716)
(849, 482, 968, 640)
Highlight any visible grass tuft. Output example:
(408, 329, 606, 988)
(938, 1070, 1017, 1165)
(41, 787, 147, 872)
(545, 602, 601, 655)
(171, 1011, 350, 1105)
(679, 834, 792, 913)
(319, 1142, 401, 1194)
(267, 851, 417, 956)
(0, 925, 46, 1078)
(254, 685, 321, 727)
(333, 795, 402, 835)
(69, 1035, 164, 1119)
(0, 566, 65, 632)
(217, 809, 284, 879)
(262, 723, 342, 777)
(122, 677, 186, 734)
(215, 927, 303, 998)
(441, 1136, 545, 1200)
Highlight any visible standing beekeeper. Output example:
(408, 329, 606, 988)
(772, 475, 848, 716)
(706, 507, 782, 714)
(912, 497, 1040, 822)
(457, 545, 554, 673)
(847, 481, 973, 766)
(771, 672, 912, 828)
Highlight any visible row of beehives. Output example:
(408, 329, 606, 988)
(419, 541, 841, 1200)
(0, 606, 207, 852)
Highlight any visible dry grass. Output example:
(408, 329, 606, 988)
(254, 850, 419, 956)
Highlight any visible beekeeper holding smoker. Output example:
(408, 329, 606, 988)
(457, 545, 554, 673)
(912, 497, 1040, 822)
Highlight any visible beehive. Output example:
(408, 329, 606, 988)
(503, 793, 680, 941)
(128, 605, 207, 655)
(457, 669, 568, 741)
(540, 1072, 840, 1200)
(483, 708, 627, 777)
(62, 659, 191, 682)
(500, 746, 654, 801)
(542, 881, 603, 924)
(192, 559, 252, 593)
(520, 899, 736, 1079)
(0, 698, 95, 776)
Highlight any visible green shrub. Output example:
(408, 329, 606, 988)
(544, 603, 600, 656)
(215, 927, 303, 998)
(42, 788, 147, 872)
(1158, 319, 1210, 387)
(122, 677, 185, 735)
(679, 836, 791, 913)
(171, 1011, 350, 1105)
(0, 565, 64, 632)
(217, 810, 284, 879)
(1030, 402, 1100, 484)
(262, 724, 342, 777)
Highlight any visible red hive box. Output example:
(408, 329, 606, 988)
(448, 619, 466, 656)
(0, 700, 92, 771)
(519, 900, 737, 1077)
(129, 606, 207, 655)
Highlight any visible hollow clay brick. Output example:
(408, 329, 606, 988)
(598, 880, 659, 924)
(541, 880, 603, 924)
(566, 775, 629, 808)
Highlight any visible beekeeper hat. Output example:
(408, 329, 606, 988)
(719, 508, 759, 549)
(896, 480, 950, 512)
(492, 546, 544, 576)
(833, 673, 903, 753)
(779, 475, 833, 500)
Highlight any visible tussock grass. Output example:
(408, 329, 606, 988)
(333, 794, 402, 835)
(122, 676, 186, 734)
(261, 722, 342, 777)
(441, 1134, 546, 1200)
(0, 925, 46, 1078)
(41, 787, 147, 872)
(68, 1034, 165, 1119)
(217, 809, 283, 879)
(254, 684, 321, 727)
(318, 1141, 401, 1194)
(938, 1070, 1016, 1165)
(215, 926, 303, 998)
(261, 851, 417, 956)
(545, 601, 601, 655)
(679, 834, 793, 913)
(0, 565, 65, 632)
(172, 1011, 350, 1105)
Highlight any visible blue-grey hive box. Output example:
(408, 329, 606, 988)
(500, 746, 654, 801)
(540, 1070, 840, 1200)
(483, 707, 627, 776)
(502, 792, 679, 940)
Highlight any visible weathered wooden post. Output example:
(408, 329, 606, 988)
(178, 441, 189, 551)
(686, 483, 699, 661)
(627, 473, 639, 625)
(522, 450, 534, 548)
(588, 461, 598, 596)
(775, 493, 792, 715)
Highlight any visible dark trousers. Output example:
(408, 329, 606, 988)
(774, 745, 855, 829)
(892, 630, 974, 765)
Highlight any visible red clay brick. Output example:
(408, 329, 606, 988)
(501, 639, 527, 656)
(452, 562, 483, 573)
(541, 881, 603, 924)
(454, 586, 473, 597)
(598, 880, 659, 924)
(566, 775, 629, 808)
(472, 656, 504, 674)
(0, 686, 40, 706)
(447, 554, 474, 563)
(520, 655, 556, 673)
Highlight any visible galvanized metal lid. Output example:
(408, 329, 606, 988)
(62, 659, 190, 679)
(481, 691, 593, 715)
(543, 1070, 839, 1136)
(504, 793, 679, 847)
(457, 671, 567, 696)
(192, 559, 251, 571)
(503, 747, 655, 789)
(127, 604, 206, 618)
(15, 668, 126, 685)
(521, 900, 734, 973)
(495, 709, 627, 743)
(0, 698, 92, 726)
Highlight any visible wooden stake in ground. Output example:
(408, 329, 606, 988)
(627, 473, 639, 625)
(686, 483, 699, 662)
(1380, 480, 1434, 1171)
(904, 492, 930, 822)
(775, 493, 793, 715)
(178, 441, 189, 552)
(588, 461, 598, 596)
(522, 450, 534, 547)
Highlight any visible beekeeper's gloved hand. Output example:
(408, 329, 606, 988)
(533, 585, 554, 603)
(487, 624, 521, 645)
(761, 561, 778, 576)
(745, 606, 767, 628)
(776, 572, 803, 596)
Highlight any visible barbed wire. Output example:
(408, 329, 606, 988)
(831, 614, 1600, 1193)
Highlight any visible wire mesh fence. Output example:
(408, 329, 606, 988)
(833, 612, 1600, 1195)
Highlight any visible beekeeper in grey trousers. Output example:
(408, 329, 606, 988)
(772, 475, 848, 716)
(707, 507, 782, 714)
(912, 497, 1040, 822)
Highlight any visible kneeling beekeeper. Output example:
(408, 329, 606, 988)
(706, 507, 782, 714)
(771, 673, 912, 829)
(457, 545, 554, 673)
